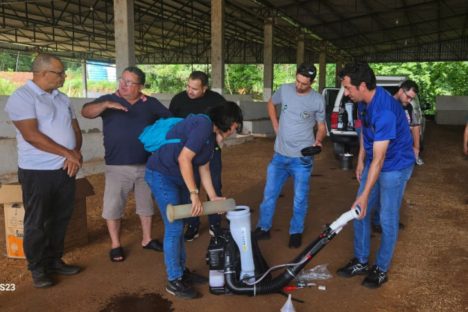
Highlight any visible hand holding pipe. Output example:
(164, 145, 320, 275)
(166, 198, 236, 222)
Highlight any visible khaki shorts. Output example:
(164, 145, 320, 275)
(102, 165, 154, 220)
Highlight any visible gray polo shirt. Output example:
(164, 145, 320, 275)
(272, 83, 325, 157)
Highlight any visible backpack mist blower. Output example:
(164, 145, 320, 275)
(205, 204, 360, 296)
(166, 199, 360, 296)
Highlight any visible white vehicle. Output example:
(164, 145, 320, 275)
(323, 76, 425, 158)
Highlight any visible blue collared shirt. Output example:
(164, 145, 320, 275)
(358, 86, 415, 171)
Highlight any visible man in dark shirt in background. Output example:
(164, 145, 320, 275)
(169, 71, 226, 241)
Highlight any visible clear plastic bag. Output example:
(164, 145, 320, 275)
(296, 264, 333, 283)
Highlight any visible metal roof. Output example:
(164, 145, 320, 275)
(0, 0, 466, 64)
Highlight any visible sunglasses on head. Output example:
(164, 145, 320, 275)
(299, 68, 315, 77)
(297, 65, 316, 79)
(299, 68, 315, 78)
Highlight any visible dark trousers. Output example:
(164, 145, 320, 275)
(18, 168, 76, 271)
(186, 146, 222, 227)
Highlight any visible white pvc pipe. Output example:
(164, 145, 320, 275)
(166, 198, 236, 222)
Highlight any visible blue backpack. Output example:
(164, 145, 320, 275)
(138, 117, 183, 152)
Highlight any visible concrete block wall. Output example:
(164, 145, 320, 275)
(435, 96, 468, 125)
(0, 93, 272, 182)
(151, 93, 275, 136)
(151, 93, 255, 109)
(0, 96, 104, 182)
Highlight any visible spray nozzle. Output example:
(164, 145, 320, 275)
(329, 206, 361, 233)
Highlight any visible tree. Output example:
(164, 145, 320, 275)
(225, 64, 263, 96)
(371, 61, 468, 114)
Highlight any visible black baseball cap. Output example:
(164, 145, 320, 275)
(297, 63, 317, 80)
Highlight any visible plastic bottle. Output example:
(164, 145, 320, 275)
(337, 106, 344, 129)
(341, 106, 348, 130)
(280, 294, 296, 312)
(345, 102, 354, 129)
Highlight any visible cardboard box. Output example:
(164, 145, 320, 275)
(0, 178, 94, 259)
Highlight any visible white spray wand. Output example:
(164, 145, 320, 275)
(329, 206, 361, 234)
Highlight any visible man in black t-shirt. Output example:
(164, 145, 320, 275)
(170, 71, 225, 117)
(169, 71, 226, 241)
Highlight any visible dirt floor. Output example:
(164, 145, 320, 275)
(0, 121, 467, 312)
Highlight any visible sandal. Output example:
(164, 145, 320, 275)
(109, 247, 125, 262)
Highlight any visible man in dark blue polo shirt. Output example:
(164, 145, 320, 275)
(336, 63, 414, 288)
(82, 66, 171, 262)
(144, 103, 243, 299)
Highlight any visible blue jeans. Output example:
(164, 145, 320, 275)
(354, 164, 413, 272)
(257, 152, 313, 234)
(185, 146, 222, 228)
(145, 168, 188, 281)
(372, 208, 381, 226)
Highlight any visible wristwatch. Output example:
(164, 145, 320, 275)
(189, 189, 199, 195)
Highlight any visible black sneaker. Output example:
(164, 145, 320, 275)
(208, 224, 221, 237)
(288, 233, 302, 248)
(253, 227, 270, 240)
(372, 224, 382, 234)
(362, 265, 388, 288)
(182, 268, 208, 285)
(166, 278, 199, 299)
(337, 258, 369, 278)
(372, 223, 404, 234)
(184, 224, 199, 242)
(31, 269, 54, 288)
(47, 259, 81, 275)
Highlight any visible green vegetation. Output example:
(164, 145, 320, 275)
(140, 64, 208, 93)
(1, 52, 467, 114)
(61, 69, 116, 97)
(0, 52, 33, 72)
(0, 78, 16, 95)
(371, 62, 468, 114)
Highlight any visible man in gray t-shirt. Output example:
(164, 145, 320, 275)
(255, 64, 326, 249)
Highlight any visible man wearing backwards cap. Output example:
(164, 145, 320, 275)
(254, 63, 326, 248)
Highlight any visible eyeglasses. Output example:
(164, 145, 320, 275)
(48, 70, 66, 77)
(118, 77, 140, 87)
(403, 90, 415, 101)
